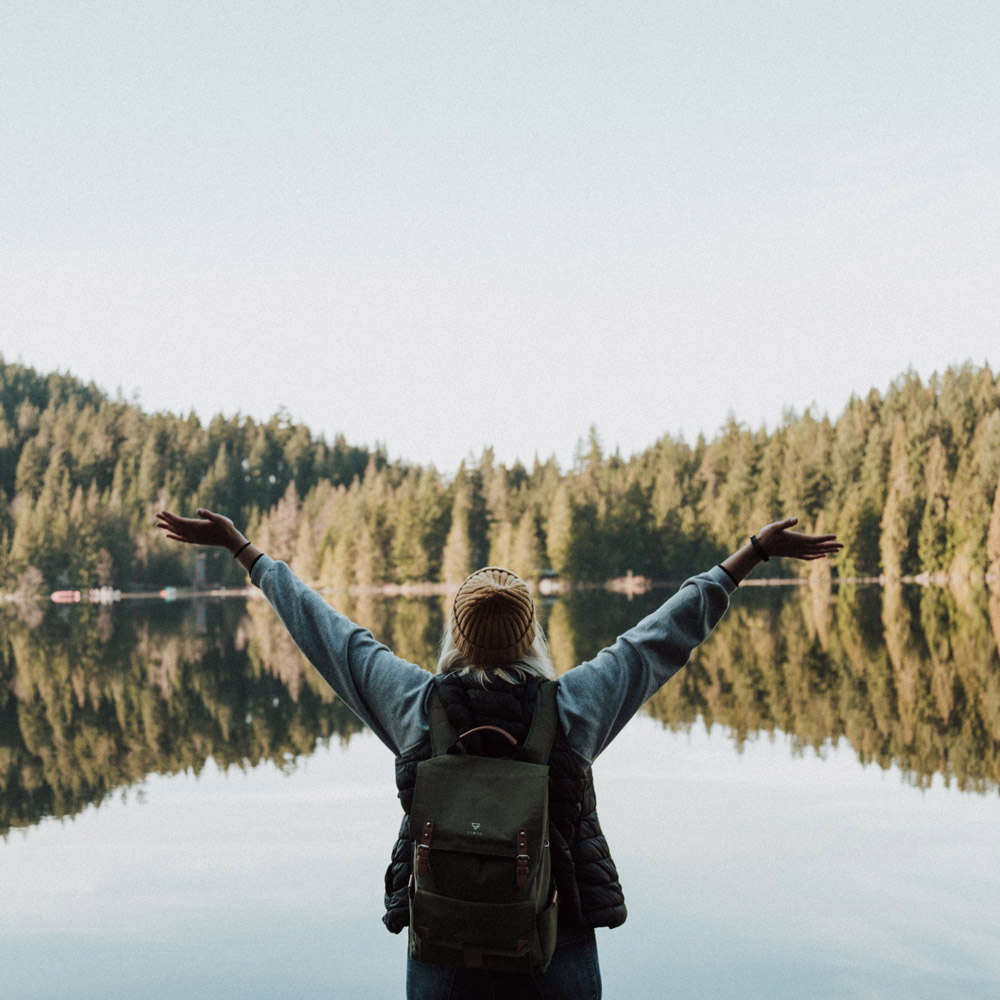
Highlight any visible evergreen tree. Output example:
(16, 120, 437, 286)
(545, 482, 573, 577)
(880, 419, 917, 579)
(917, 436, 950, 574)
(261, 480, 301, 564)
(509, 509, 542, 579)
(441, 468, 474, 583)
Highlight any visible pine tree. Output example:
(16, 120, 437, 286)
(917, 436, 950, 574)
(488, 520, 514, 569)
(390, 472, 426, 582)
(545, 482, 573, 577)
(441, 470, 474, 583)
(880, 419, 917, 579)
(320, 532, 355, 598)
(510, 509, 542, 579)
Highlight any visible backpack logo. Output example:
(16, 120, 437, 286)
(469, 822, 482, 835)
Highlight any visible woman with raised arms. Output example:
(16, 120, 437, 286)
(156, 506, 840, 1000)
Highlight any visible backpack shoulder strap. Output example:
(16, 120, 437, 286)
(427, 684, 459, 757)
(520, 680, 558, 765)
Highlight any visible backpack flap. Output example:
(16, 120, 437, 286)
(410, 754, 549, 862)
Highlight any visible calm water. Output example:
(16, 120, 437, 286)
(2, 581, 999, 999)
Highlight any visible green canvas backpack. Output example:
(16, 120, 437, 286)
(408, 680, 560, 973)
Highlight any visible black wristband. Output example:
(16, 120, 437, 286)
(233, 540, 252, 559)
(750, 534, 769, 561)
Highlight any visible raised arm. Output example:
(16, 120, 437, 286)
(557, 515, 843, 762)
(155, 507, 433, 756)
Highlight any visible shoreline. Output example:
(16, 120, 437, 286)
(3, 571, 998, 606)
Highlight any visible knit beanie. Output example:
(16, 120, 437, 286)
(450, 566, 536, 668)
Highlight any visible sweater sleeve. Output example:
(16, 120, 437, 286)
(555, 565, 736, 764)
(250, 555, 434, 756)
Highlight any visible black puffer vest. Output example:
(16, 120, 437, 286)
(382, 673, 627, 933)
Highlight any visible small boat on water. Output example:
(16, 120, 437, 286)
(88, 586, 122, 604)
(51, 590, 82, 604)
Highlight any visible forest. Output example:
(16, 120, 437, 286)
(1, 355, 1000, 592)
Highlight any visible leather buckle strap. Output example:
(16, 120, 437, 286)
(417, 819, 434, 877)
(515, 855, 530, 890)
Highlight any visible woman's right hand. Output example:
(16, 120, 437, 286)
(755, 517, 842, 561)
(155, 508, 247, 553)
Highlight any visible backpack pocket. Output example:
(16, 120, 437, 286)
(412, 887, 536, 953)
(410, 887, 552, 970)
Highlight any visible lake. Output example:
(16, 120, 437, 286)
(2, 580, 999, 999)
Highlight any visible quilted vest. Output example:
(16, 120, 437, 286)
(383, 673, 627, 933)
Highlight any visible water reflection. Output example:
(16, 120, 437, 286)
(2, 580, 999, 835)
(0, 599, 363, 836)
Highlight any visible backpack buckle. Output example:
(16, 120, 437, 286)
(417, 844, 431, 876)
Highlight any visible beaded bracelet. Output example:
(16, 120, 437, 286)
(750, 534, 769, 561)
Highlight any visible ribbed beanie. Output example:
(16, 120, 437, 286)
(450, 566, 536, 668)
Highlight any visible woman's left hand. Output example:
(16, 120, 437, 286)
(756, 517, 843, 561)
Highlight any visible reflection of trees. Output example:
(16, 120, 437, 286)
(385, 598, 441, 669)
(0, 601, 364, 836)
(540, 590, 666, 676)
(644, 584, 1000, 792)
(4, 580, 999, 835)
(990, 585, 1000, 670)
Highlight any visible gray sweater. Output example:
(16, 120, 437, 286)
(250, 556, 736, 764)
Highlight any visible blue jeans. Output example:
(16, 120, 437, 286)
(405, 926, 601, 1000)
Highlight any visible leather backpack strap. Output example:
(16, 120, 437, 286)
(427, 686, 460, 757)
(520, 680, 558, 765)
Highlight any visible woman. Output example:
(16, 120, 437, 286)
(155, 507, 841, 999)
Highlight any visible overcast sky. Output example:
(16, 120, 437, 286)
(2, 2, 997, 473)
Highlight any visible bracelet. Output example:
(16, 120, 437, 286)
(750, 534, 769, 562)
(233, 540, 252, 559)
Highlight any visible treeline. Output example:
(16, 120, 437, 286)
(0, 357, 373, 590)
(2, 356, 1000, 591)
(4, 577, 999, 834)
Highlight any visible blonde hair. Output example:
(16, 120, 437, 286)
(437, 620, 556, 685)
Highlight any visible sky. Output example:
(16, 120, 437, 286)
(2, 2, 998, 474)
